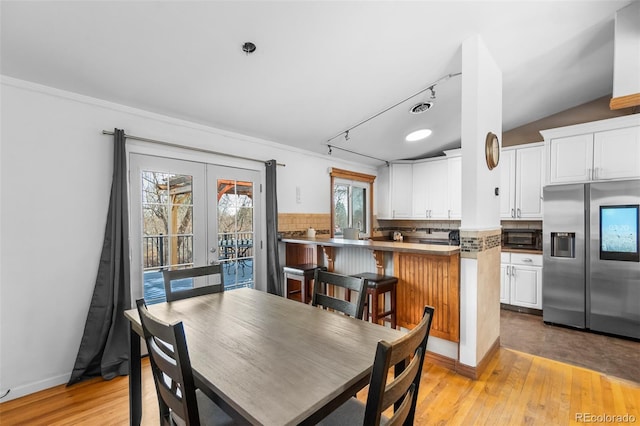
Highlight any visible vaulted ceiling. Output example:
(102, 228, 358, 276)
(1, 1, 633, 166)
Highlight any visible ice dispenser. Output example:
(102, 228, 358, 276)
(551, 232, 575, 258)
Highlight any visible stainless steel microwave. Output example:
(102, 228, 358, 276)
(502, 229, 542, 250)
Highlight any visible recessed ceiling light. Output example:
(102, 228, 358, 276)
(405, 129, 432, 142)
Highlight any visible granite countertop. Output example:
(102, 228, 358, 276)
(280, 236, 460, 256)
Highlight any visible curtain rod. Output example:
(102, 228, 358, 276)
(102, 130, 286, 167)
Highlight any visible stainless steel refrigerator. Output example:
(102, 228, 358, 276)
(543, 180, 640, 339)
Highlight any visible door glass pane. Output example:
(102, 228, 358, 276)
(142, 171, 195, 304)
(217, 179, 254, 289)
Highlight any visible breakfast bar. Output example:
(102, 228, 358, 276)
(281, 236, 460, 342)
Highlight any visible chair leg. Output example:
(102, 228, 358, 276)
(371, 290, 380, 325)
(390, 285, 397, 329)
(363, 293, 370, 322)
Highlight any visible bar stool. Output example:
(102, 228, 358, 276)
(351, 272, 397, 329)
(283, 263, 326, 304)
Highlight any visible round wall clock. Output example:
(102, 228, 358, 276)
(485, 132, 500, 170)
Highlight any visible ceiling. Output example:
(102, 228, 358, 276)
(1, 1, 633, 166)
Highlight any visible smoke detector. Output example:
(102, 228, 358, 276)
(409, 101, 434, 114)
(242, 42, 257, 54)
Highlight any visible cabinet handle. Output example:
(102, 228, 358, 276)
(588, 168, 593, 180)
(517, 208, 521, 218)
(425, 209, 428, 218)
(511, 208, 515, 218)
(522, 258, 533, 263)
(392, 209, 395, 218)
(512, 266, 516, 277)
(448, 209, 451, 218)
(506, 265, 511, 276)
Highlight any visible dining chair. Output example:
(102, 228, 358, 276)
(163, 264, 224, 302)
(311, 270, 366, 319)
(135, 299, 237, 426)
(318, 305, 435, 426)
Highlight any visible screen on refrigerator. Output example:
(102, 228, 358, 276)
(600, 205, 639, 262)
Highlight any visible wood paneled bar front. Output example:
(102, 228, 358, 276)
(280, 237, 460, 343)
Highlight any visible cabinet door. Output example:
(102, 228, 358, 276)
(448, 157, 462, 219)
(593, 126, 640, 180)
(390, 163, 413, 218)
(425, 160, 449, 218)
(516, 145, 544, 219)
(411, 162, 429, 218)
(549, 134, 593, 183)
(376, 165, 390, 218)
(500, 264, 510, 304)
(510, 265, 542, 309)
(499, 150, 516, 219)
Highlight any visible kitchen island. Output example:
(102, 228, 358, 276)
(280, 236, 460, 342)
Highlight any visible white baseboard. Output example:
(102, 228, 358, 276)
(0, 373, 69, 403)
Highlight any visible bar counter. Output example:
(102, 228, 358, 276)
(281, 235, 460, 342)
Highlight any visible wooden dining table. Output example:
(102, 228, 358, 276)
(124, 287, 405, 425)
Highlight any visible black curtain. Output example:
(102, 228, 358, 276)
(68, 128, 131, 385)
(265, 160, 282, 296)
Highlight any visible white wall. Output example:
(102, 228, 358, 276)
(0, 76, 376, 401)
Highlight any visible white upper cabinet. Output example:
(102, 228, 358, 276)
(378, 154, 460, 220)
(500, 144, 544, 219)
(593, 126, 640, 180)
(499, 150, 516, 219)
(516, 145, 544, 218)
(548, 134, 593, 184)
(412, 159, 449, 218)
(390, 163, 413, 218)
(377, 163, 413, 219)
(542, 115, 640, 185)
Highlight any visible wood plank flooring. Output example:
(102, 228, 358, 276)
(1, 348, 639, 425)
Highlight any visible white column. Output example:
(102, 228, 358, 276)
(459, 35, 502, 369)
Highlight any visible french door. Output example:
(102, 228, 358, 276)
(129, 154, 260, 304)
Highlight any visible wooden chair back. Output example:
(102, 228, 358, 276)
(136, 299, 200, 426)
(163, 264, 224, 302)
(365, 305, 435, 426)
(312, 270, 366, 319)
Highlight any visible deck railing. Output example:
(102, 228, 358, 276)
(143, 232, 254, 269)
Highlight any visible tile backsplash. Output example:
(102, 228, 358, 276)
(278, 213, 331, 237)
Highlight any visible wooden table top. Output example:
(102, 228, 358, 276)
(125, 288, 405, 425)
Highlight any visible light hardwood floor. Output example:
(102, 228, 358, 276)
(1, 348, 639, 425)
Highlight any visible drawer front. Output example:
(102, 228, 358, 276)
(510, 253, 542, 266)
(500, 252, 511, 263)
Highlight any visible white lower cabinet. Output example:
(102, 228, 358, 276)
(500, 252, 542, 309)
